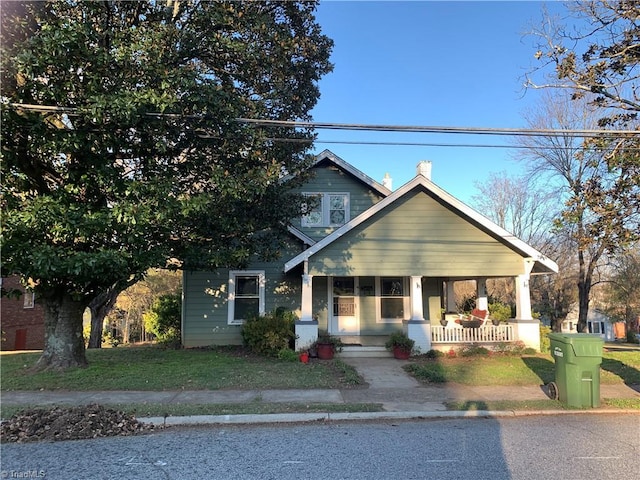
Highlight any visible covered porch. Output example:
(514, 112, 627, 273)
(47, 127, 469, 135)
(292, 272, 539, 355)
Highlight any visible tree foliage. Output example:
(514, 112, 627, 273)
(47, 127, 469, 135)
(143, 292, 182, 344)
(0, 1, 332, 369)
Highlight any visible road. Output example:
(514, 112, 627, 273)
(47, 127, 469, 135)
(1, 414, 638, 479)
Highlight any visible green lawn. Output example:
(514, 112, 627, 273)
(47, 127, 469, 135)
(3, 346, 638, 392)
(0, 346, 362, 391)
(405, 350, 640, 386)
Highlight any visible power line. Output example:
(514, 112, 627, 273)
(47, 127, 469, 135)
(6, 102, 639, 139)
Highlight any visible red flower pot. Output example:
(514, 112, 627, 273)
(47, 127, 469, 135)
(316, 343, 335, 360)
(393, 346, 411, 360)
(299, 352, 309, 364)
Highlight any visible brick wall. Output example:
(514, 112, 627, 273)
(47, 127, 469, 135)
(1, 276, 46, 351)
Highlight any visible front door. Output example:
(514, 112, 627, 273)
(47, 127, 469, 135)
(330, 277, 359, 335)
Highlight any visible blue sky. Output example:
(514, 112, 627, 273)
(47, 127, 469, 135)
(309, 1, 566, 203)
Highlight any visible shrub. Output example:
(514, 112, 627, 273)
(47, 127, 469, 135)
(277, 348, 299, 362)
(405, 363, 447, 383)
(241, 308, 297, 357)
(425, 349, 445, 359)
(488, 301, 512, 322)
(540, 325, 552, 353)
(627, 330, 640, 344)
(144, 292, 182, 344)
(460, 345, 490, 357)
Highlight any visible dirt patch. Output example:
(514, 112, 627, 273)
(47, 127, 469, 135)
(1, 404, 153, 443)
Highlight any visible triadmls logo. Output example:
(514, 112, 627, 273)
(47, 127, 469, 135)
(553, 346, 563, 357)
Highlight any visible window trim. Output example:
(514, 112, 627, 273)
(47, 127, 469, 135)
(301, 192, 350, 228)
(23, 291, 35, 309)
(227, 270, 265, 325)
(376, 276, 409, 324)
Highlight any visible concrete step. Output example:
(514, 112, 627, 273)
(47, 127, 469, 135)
(338, 346, 392, 358)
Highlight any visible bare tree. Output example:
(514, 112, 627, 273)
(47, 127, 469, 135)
(514, 91, 637, 332)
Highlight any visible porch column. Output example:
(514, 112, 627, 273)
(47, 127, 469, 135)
(407, 276, 431, 352)
(515, 259, 535, 320)
(476, 278, 488, 311)
(295, 273, 318, 350)
(410, 276, 424, 321)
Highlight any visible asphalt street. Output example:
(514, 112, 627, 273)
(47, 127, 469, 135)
(1, 414, 638, 480)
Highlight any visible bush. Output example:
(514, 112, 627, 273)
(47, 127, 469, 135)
(488, 301, 512, 322)
(241, 308, 297, 357)
(540, 325, 552, 353)
(143, 292, 182, 345)
(627, 330, 640, 344)
(277, 348, 299, 362)
(425, 349, 445, 359)
(460, 345, 490, 357)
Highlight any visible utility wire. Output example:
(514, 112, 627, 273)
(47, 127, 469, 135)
(6, 102, 639, 139)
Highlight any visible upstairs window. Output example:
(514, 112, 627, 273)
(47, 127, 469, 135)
(301, 193, 350, 227)
(23, 291, 35, 309)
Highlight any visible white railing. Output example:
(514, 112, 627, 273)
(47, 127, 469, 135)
(431, 325, 514, 343)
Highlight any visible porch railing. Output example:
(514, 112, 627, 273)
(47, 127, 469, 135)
(431, 324, 514, 343)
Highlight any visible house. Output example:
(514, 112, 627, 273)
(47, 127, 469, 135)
(1, 276, 45, 350)
(182, 150, 558, 353)
(564, 306, 626, 341)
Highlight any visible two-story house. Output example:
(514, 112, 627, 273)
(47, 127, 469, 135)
(181, 150, 558, 354)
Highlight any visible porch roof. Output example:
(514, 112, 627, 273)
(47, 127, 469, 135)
(284, 174, 559, 275)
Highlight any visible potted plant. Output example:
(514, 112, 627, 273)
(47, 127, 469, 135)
(299, 351, 309, 363)
(313, 332, 343, 360)
(440, 308, 448, 327)
(385, 331, 415, 360)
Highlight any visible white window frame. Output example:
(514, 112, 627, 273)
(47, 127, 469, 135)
(23, 291, 35, 309)
(376, 276, 410, 324)
(301, 192, 350, 228)
(227, 271, 266, 325)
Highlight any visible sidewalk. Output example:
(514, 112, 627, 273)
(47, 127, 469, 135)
(2, 357, 638, 425)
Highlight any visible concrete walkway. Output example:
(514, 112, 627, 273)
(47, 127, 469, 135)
(2, 357, 639, 425)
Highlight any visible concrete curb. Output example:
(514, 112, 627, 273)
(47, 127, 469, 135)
(140, 408, 640, 426)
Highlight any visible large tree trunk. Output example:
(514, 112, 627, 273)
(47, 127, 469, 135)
(87, 287, 121, 348)
(36, 294, 88, 370)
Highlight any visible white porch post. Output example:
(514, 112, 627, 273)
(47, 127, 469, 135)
(410, 276, 424, 321)
(407, 276, 431, 353)
(515, 259, 535, 320)
(446, 281, 456, 312)
(295, 269, 318, 351)
(476, 278, 488, 311)
(513, 258, 540, 351)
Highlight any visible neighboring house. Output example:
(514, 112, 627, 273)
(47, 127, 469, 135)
(564, 306, 626, 341)
(182, 150, 559, 353)
(1, 276, 45, 351)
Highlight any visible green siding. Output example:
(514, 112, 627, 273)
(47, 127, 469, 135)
(183, 241, 304, 348)
(308, 189, 525, 277)
(292, 163, 385, 241)
(422, 277, 443, 322)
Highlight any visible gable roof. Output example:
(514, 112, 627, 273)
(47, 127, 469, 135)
(284, 172, 559, 275)
(313, 149, 392, 198)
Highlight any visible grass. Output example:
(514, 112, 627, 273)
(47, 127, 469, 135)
(0, 345, 364, 391)
(405, 351, 640, 386)
(0, 402, 383, 420)
(445, 398, 640, 411)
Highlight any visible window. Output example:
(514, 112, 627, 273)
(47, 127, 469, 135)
(228, 271, 265, 325)
(378, 277, 408, 323)
(301, 193, 349, 227)
(23, 291, 35, 309)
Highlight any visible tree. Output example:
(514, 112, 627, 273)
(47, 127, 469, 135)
(472, 171, 556, 310)
(603, 246, 640, 331)
(524, 1, 640, 331)
(514, 90, 638, 332)
(143, 292, 182, 344)
(0, 1, 332, 369)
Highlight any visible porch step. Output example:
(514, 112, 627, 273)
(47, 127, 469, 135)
(338, 346, 392, 358)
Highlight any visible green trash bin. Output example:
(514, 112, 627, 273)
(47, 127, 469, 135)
(548, 333, 603, 408)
